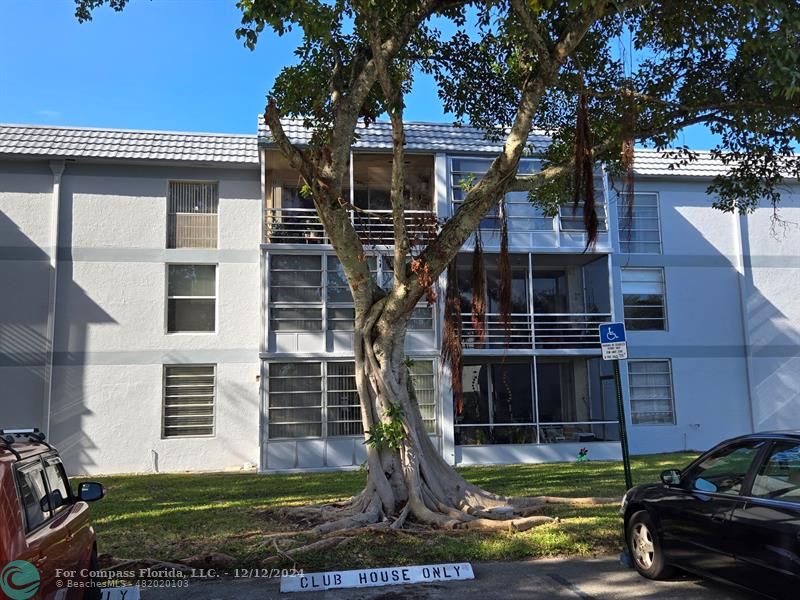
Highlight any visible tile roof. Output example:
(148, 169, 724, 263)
(259, 118, 743, 177)
(0, 124, 259, 165)
(632, 149, 729, 177)
(258, 116, 552, 154)
(4, 120, 785, 180)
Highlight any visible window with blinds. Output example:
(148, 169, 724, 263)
(267, 359, 437, 438)
(409, 360, 437, 433)
(628, 360, 675, 425)
(618, 192, 662, 253)
(268, 362, 323, 438)
(167, 182, 219, 248)
(268, 254, 435, 333)
(621, 268, 667, 330)
(162, 365, 216, 437)
(327, 362, 361, 436)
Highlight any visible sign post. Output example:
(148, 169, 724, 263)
(599, 322, 633, 490)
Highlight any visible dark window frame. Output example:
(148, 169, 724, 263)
(13, 452, 72, 534)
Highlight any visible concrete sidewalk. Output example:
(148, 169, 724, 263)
(140, 555, 757, 600)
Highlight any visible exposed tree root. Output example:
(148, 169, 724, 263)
(261, 536, 356, 566)
(456, 515, 557, 532)
(265, 324, 622, 542)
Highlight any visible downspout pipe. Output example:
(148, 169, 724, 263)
(43, 160, 65, 440)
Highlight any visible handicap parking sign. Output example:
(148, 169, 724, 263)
(599, 322, 627, 360)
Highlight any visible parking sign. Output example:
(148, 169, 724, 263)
(599, 322, 627, 360)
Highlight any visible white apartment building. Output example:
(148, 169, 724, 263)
(0, 120, 798, 475)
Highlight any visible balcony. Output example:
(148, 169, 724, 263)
(264, 207, 437, 246)
(461, 312, 610, 351)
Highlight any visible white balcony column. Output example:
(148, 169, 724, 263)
(434, 153, 448, 219)
(436, 226, 456, 463)
(528, 252, 536, 347)
(349, 150, 355, 226)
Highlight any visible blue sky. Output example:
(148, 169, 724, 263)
(1, 0, 719, 149)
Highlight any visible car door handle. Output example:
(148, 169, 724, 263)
(64, 533, 74, 543)
(711, 512, 727, 523)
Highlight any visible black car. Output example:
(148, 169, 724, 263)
(621, 431, 800, 599)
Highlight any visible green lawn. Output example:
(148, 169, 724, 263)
(76, 452, 696, 571)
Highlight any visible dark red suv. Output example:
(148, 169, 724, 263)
(1, 428, 105, 599)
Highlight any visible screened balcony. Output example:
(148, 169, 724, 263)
(456, 252, 611, 351)
(264, 151, 436, 246)
(455, 357, 619, 445)
(450, 157, 611, 251)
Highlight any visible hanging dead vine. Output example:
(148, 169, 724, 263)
(471, 230, 487, 347)
(498, 194, 513, 341)
(620, 82, 637, 240)
(573, 70, 599, 250)
(442, 258, 464, 415)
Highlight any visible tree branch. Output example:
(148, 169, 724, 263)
(387, 1, 607, 312)
(509, 0, 551, 64)
(366, 16, 410, 286)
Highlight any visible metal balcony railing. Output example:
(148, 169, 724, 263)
(264, 207, 437, 245)
(461, 312, 611, 350)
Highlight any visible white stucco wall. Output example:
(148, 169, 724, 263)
(1, 160, 263, 475)
(0, 160, 54, 431)
(618, 178, 800, 455)
(740, 192, 800, 432)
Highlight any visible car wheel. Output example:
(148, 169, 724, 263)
(83, 547, 101, 600)
(627, 510, 672, 580)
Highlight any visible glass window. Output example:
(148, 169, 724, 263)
(162, 365, 216, 437)
(167, 181, 218, 248)
(167, 264, 216, 332)
(622, 268, 666, 330)
(271, 307, 323, 332)
(270, 255, 322, 303)
(628, 360, 675, 424)
(409, 360, 437, 434)
(42, 456, 71, 512)
(327, 362, 361, 436)
(268, 360, 437, 439)
(15, 462, 50, 531)
(409, 306, 434, 330)
(752, 442, 800, 503)
(450, 158, 550, 232)
(268, 362, 323, 438)
(688, 441, 765, 495)
(327, 308, 355, 331)
(618, 192, 662, 254)
(558, 202, 608, 232)
(326, 256, 377, 303)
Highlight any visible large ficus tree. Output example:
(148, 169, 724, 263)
(78, 0, 800, 532)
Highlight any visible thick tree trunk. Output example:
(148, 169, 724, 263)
(276, 299, 615, 535)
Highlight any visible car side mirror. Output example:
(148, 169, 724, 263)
(660, 469, 682, 486)
(77, 482, 105, 502)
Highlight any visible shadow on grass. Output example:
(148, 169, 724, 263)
(76, 453, 697, 567)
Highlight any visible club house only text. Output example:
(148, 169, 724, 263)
(285, 563, 473, 592)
